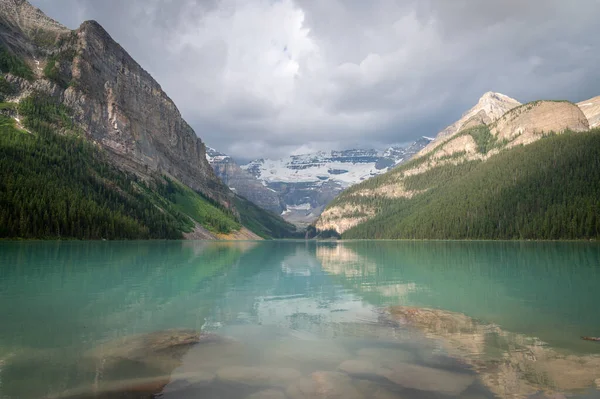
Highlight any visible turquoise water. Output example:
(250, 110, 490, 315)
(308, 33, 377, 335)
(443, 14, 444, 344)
(0, 241, 599, 398)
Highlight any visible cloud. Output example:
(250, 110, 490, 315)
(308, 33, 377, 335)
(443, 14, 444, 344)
(30, 0, 600, 162)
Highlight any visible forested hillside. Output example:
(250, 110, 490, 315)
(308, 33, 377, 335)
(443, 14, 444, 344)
(0, 1, 300, 241)
(342, 130, 600, 240)
(233, 196, 300, 239)
(0, 93, 246, 240)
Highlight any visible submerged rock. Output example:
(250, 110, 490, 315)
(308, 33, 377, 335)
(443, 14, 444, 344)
(338, 357, 473, 396)
(353, 379, 404, 399)
(51, 373, 212, 399)
(160, 371, 216, 394)
(355, 347, 416, 365)
(245, 388, 288, 399)
(387, 306, 600, 397)
(380, 362, 475, 395)
(86, 329, 211, 365)
(69, 329, 221, 398)
(338, 359, 379, 377)
(217, 366, 302, 388)
(286, 371, 364, 399)
(389, 306, 478, 334)
(262, 339, 350, 372)
(170, 338, 250, 373)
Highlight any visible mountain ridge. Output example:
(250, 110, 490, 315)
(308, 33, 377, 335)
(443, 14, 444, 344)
(317, 91, 595, 236)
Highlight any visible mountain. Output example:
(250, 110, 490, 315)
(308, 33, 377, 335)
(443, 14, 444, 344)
(418, 91, 521, 157)
(0, 0, 297, 240)
(240, 137, 433, 226)
(206, 147, 286, 215)
(317, 92, 597, 239)
(340, 130, 600, 240)
(578, 95, 600, 128)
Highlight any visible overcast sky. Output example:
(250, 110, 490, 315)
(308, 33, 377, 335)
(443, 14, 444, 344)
(31, 0, 600, 162)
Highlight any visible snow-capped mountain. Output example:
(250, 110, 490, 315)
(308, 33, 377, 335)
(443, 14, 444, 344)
(206, 147, 286, 214)
(239, 137, 433, 225)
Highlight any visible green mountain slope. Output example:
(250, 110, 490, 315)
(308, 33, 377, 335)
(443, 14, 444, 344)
(0, 93, 244, 240)
(233, 195, 299, 239)
(341, 130, 600, 240)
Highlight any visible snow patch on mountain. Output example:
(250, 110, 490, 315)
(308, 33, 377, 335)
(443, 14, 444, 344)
(242, 142, 431, 188)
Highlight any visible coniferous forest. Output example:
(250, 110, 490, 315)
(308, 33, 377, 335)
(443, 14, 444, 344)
(342, 130, 600, 240)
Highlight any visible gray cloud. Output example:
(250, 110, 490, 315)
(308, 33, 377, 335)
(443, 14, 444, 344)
(30, 0, 600, 162)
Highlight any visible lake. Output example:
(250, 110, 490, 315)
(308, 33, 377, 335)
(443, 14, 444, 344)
(0, 240, 599, 399)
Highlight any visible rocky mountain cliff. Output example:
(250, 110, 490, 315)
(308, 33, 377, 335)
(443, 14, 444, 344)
(239, 137, 432, 226)
(490, 101, 588, 146)
(206, 147, 286, 214)
(0, 0, 300, 240)
(317, 92, 592, 235)
(578, 95, 600, 128)
(0, 0, 230, 206)
(0, 0, 68, 48)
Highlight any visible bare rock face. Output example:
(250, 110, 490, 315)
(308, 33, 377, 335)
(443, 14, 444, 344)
(419, 91, 521, 157)
(577, 95, 600, 128)
(63, 21, 229, 205)
(315, 203, 374, 234)
(491, 101, 589, 146)
(0, 0, 67, 34)
(0, 0, 69, 55)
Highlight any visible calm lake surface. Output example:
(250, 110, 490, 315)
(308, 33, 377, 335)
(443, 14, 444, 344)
(0, 240, 599, 399)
